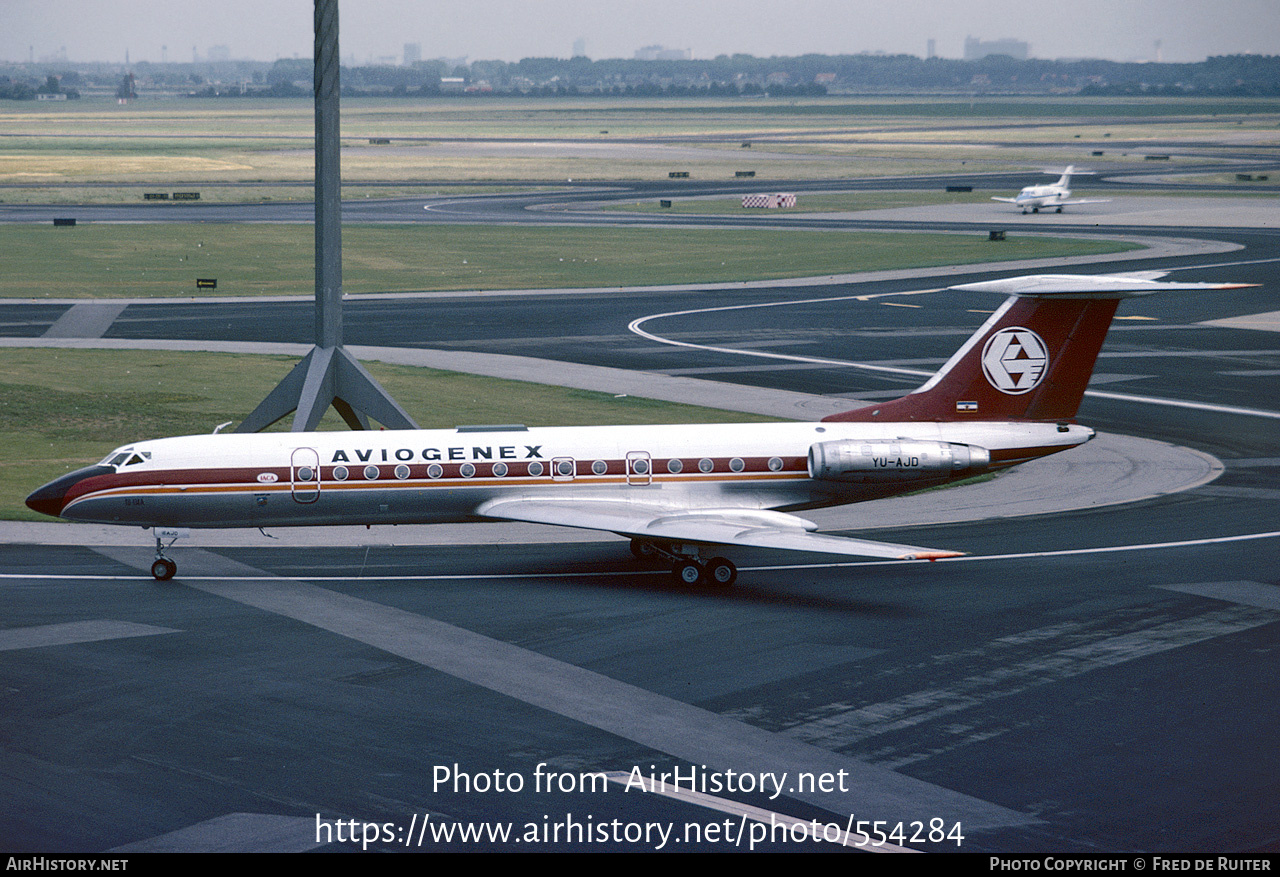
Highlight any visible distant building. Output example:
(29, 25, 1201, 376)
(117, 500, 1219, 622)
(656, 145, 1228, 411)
(404, 43, 421, 66)
(207, 45, 231, 62)
(634, 45, 691, 61)
(964, 36, 1029, 61)
(572, 37, 586, 58)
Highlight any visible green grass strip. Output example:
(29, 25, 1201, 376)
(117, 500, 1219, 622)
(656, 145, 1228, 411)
(0, 223, 1136, 298)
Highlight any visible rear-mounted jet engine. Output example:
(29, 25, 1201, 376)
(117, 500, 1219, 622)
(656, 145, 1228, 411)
(807, 439, 990, 483)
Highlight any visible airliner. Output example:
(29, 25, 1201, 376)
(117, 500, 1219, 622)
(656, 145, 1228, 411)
(992, 166, 1110, 214)
(26, 273, 1248, 586)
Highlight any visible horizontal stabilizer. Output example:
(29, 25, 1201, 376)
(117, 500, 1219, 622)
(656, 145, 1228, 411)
(825, 271, 1255, 424)
(950, 273, 1257, 299)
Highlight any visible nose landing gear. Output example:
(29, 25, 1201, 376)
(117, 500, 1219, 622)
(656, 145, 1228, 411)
(149, 528, 187, 581)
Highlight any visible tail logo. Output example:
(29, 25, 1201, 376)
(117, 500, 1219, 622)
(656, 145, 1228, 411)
(981, 327, 1049, 395)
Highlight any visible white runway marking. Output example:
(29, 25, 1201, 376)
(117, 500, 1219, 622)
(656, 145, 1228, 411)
(780, 603, 1276, 767)
(628, 289, 943, 381)
(600, 772, 918, 852)
(1159, 580, 1280, 611)
(7, 529, 1279, 583)
(109, 813, 321, 853)
(767, 529, 1280, 572)
(1202, 310, 1280, 333)
(42, 301, 128, 339)
(0, 619, 179, 651)
(1177, 256, 1280, 272)
(88, 546, 1034, 830)
(629, 292, 1280, 420)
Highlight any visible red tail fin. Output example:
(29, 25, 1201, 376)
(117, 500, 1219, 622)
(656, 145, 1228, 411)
(823, 273, 1254, 424)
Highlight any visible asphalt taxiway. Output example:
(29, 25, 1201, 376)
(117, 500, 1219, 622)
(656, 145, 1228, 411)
(0, 183, 1277, 853)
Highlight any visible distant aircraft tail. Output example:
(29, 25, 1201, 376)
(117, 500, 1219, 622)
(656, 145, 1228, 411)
(823, 273, 1254, 425)
(1054, 165, 1076, 187)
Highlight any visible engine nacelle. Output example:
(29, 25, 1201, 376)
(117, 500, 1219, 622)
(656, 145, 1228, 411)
(807, 439, 990, 483)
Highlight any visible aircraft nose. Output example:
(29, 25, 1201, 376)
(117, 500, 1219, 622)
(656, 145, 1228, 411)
(25, 465, 114, 519)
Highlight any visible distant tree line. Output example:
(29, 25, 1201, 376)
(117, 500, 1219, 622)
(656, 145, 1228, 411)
(0, 79, 37, 99)
(207, 52, 1280, 99)
(3, 52, 1279, 100)
(1, 72, 80, 99)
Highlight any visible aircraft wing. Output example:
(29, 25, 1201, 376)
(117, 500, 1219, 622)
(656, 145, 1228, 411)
(990, 197, 1019, 203)
(476, 498, 963, 561)
(1061, 198, 1111, 205)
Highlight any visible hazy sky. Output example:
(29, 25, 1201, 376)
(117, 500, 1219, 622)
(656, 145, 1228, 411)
(5, 0, 1279, 66)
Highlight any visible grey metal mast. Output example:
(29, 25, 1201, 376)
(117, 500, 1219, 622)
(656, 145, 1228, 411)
(237, 0, 417, 433)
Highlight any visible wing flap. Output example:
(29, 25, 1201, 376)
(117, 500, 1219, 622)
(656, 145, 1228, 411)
(476, 498, 962, 561)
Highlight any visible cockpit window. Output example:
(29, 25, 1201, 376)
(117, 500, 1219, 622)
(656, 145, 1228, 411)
(101, 448, 148, 468)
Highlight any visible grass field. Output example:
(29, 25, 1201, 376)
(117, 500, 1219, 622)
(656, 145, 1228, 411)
(0, 183, 531, 206)
(1, 347, 778, 522)
(3, 95, 1277, 186)
(6, 94, 1279, 138)
(0, 223, 1137, 298)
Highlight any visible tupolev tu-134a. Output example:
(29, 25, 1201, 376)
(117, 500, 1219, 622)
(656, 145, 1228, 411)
(26, 273, 1251, 586)
(991, 166, 1111, 214)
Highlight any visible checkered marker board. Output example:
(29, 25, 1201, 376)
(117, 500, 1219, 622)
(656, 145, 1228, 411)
(741, 193, 797, 208)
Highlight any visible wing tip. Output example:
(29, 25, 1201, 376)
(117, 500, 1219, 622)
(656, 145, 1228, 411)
(900, 550, 966, 561)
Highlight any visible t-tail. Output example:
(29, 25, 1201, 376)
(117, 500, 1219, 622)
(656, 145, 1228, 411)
(824, 273, 1255, 425)
(1054, 165, 1076, 188)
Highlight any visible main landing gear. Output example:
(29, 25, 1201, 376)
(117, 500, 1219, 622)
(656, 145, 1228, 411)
(631, 539, 737, 586)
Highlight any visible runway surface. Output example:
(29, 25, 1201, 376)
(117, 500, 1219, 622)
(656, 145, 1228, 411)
(0, 178, 1277, 852)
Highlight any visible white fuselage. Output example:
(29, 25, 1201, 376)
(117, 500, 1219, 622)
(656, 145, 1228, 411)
(60, 420, 1092, 529)
(1014, 184, 1070, 209)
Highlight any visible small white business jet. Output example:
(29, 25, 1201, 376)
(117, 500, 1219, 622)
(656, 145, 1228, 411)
(27, 273, 1248, 585)
(992, 166, 1111, 214)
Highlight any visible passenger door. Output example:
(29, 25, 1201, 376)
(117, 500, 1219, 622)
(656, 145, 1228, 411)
(290, 447, 321, 503)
